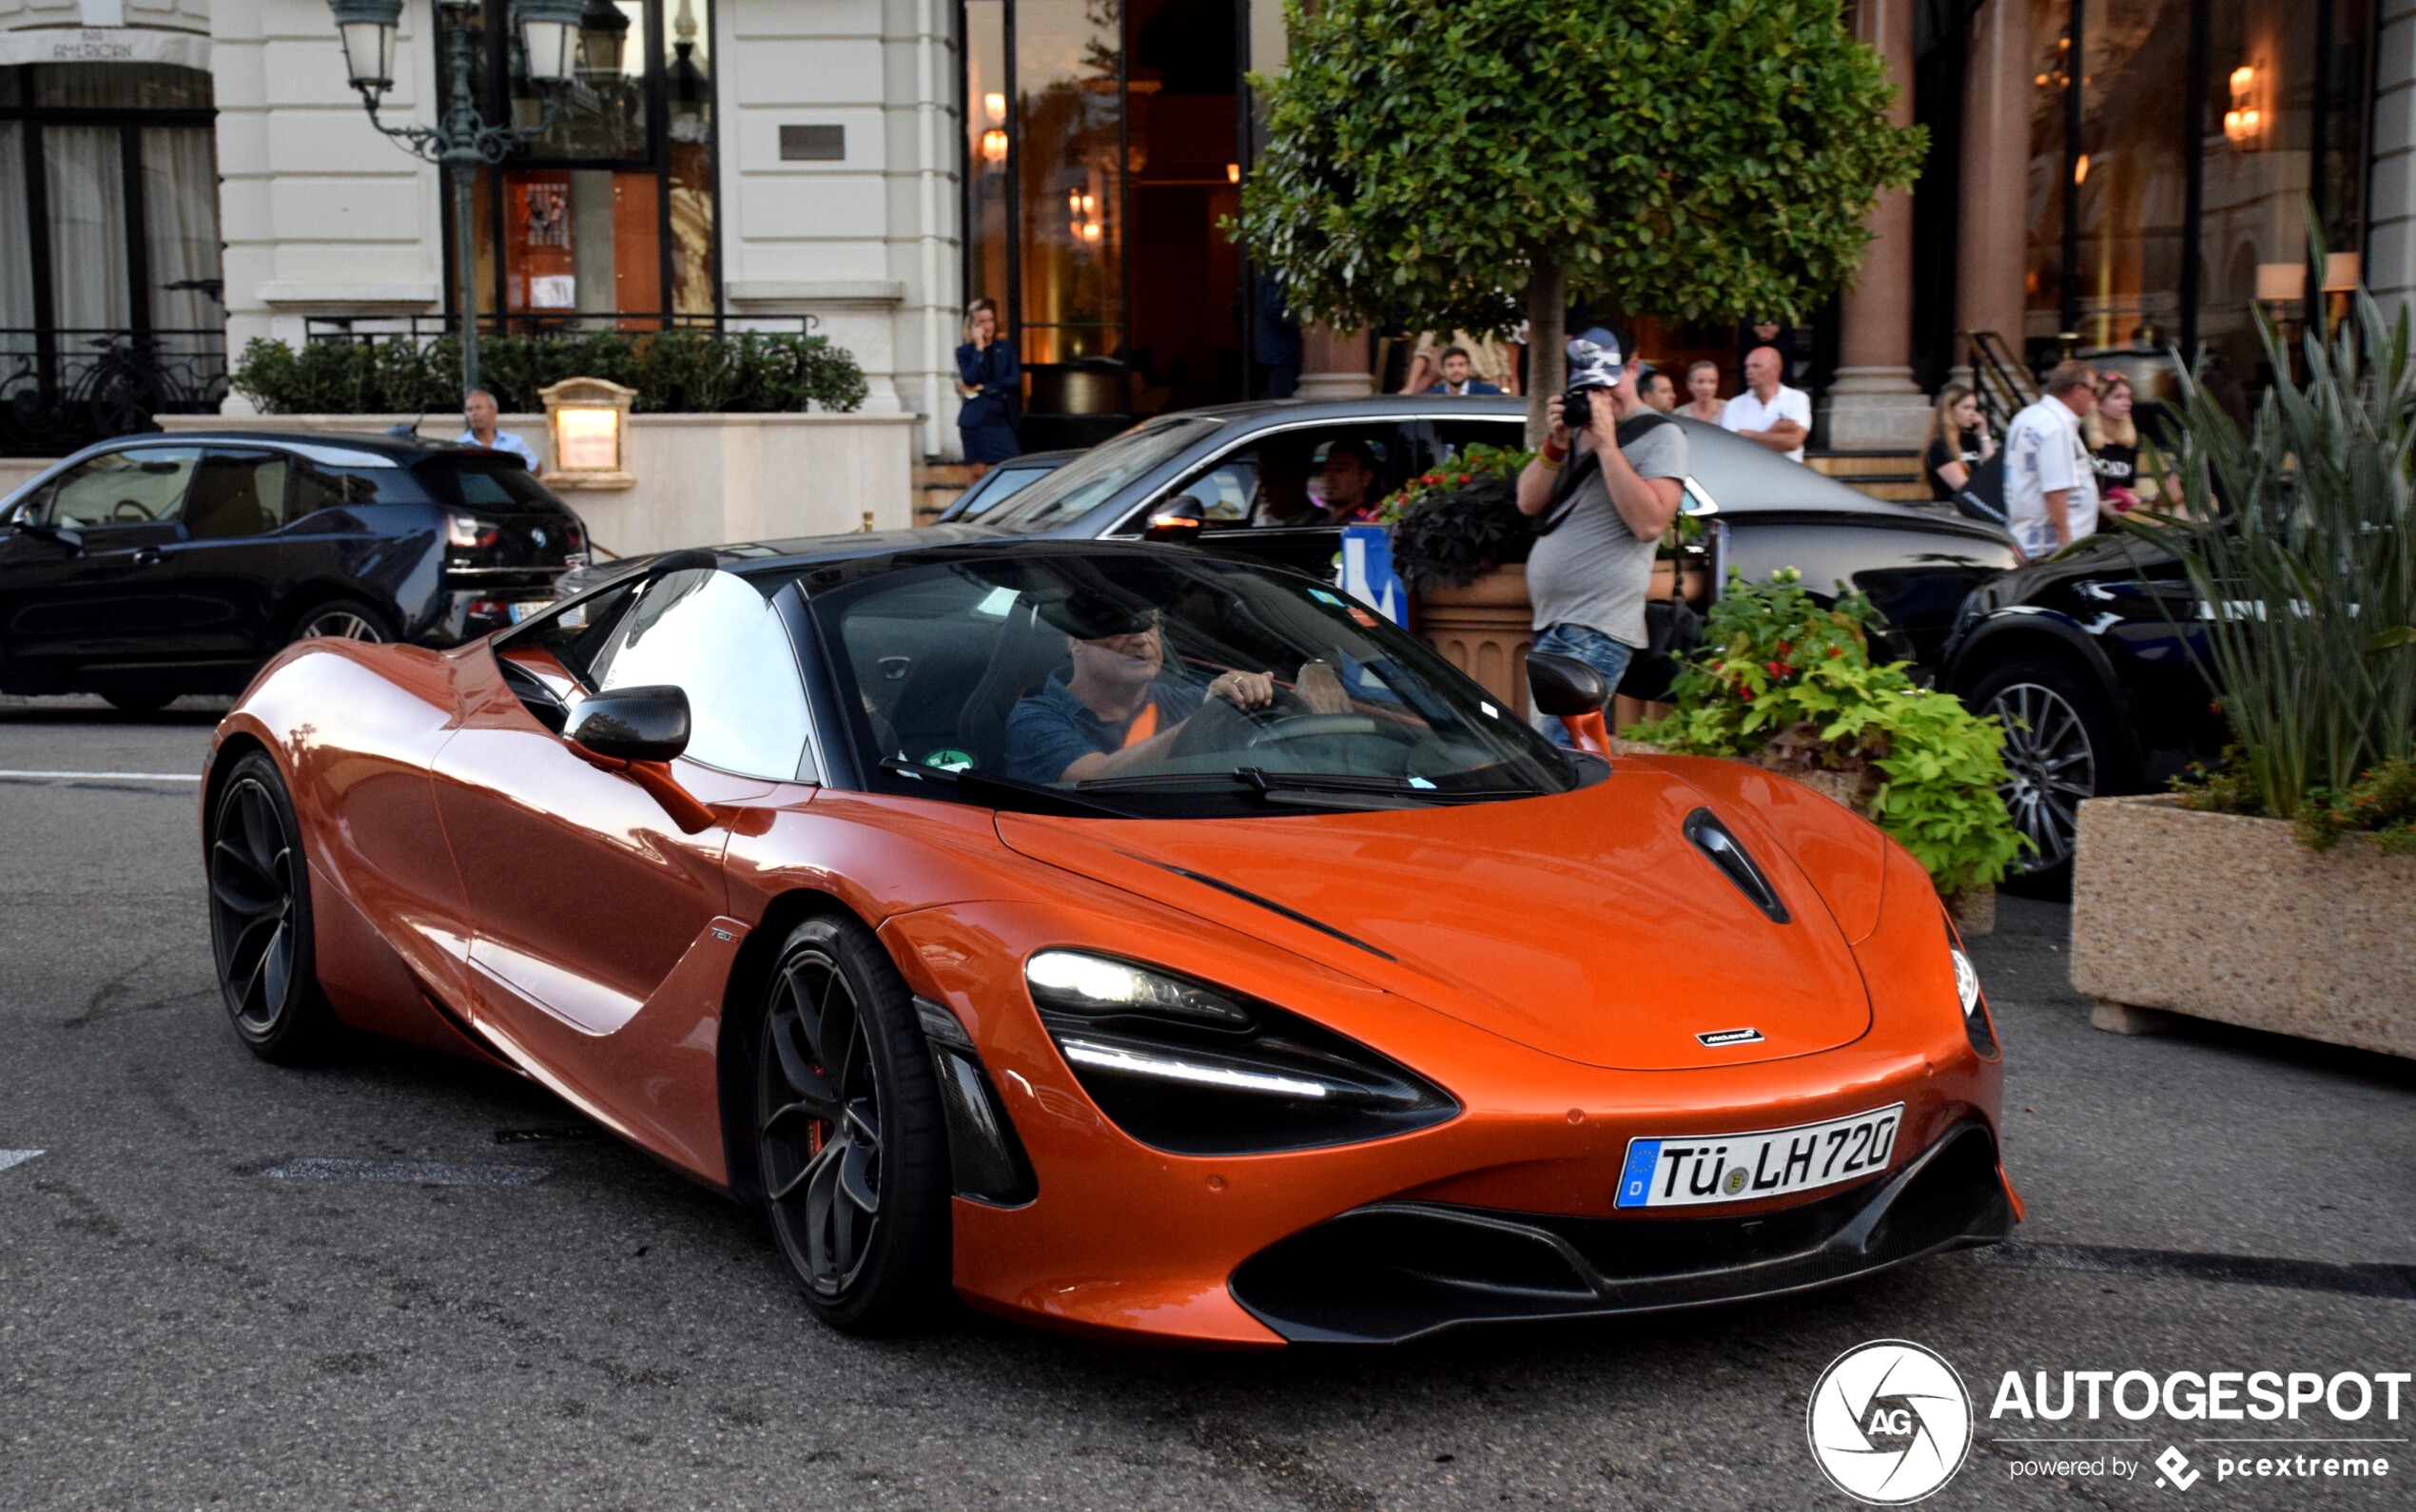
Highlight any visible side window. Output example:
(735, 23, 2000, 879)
(42, 448, 202, 528)
(589, 569, 815, 782)
(1430, 417, 1528, 465)
(501, 578, 640, 688)
(184, 452, 291, 540)
(1150, 426, 1415, 533)
(289, 456, 419, 517)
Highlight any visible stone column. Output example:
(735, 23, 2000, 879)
(1956, 0, 2033, 382)
(1296, 322, 1375, 399)
(1824, 0, 1934, 450)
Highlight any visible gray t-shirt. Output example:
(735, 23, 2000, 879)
(1525, 419, 1690, 648)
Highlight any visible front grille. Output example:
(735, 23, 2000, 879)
(1229, 1122, 2012, 1344)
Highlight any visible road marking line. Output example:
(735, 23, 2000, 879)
(0, 769, 202, 783)
(0, 1150, 43, 1173)
(263, 1157, 549, 1187)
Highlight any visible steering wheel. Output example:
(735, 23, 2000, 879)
(1241, 713, 1384, 748)
(111, 499, 155, 522)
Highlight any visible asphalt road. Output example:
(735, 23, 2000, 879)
(4, 697, 2412, 1511)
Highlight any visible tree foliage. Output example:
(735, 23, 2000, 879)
(1237, 0, 1924, 422)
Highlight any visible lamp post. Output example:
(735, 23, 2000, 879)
(325, 0, 584, 397)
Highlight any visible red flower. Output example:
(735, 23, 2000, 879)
(1776, 642, 1791, 656)
(1739, 688, 1756, 702)
(1765, 661, 1788, 678)
(1421, 474, 1439, 485)
(1457, 474, 1471, 484)
(1826, 646, 1843, 657)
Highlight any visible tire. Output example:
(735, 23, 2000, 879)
(1967, 654, 2130, 899)
(752, 914, 952, 1333)
(206, 750, 337, 1062)
(289, 598, 394, 646)
(103, 691, 174, 715)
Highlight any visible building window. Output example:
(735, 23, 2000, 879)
(0, 63, 226, 456)
(442, 0, 719, 328)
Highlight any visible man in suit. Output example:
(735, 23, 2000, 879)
(1422, 346, 1503, 396)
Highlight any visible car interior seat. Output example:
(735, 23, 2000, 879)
(956, 601, 1072, 773)
(183, 460, 276, 540)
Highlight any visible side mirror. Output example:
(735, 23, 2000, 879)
(1526, 651, 1609, 718)
(1142, 494, 1207, 542)
(10, 518, 83, 552)
(566, 684, 691, 764)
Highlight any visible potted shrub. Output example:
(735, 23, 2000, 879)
(1625, 568, 2023, 932)
(1385, 445, 1538, 713)
(2069, 284, 2416, 1056)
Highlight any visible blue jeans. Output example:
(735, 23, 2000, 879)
(1529, 623, 1634, 747)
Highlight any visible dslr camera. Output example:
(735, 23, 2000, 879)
(1561, 386, 1595, 433)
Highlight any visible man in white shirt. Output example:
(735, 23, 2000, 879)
(1721, 344, 1812, 461)
(2002, 360, 2101, 558)
(456, 389, 542, 471)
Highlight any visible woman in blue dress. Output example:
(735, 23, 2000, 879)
(955, 299, 1023, 478)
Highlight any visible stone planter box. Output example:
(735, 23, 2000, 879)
(162, 410, 920, 557)
(1415, 564, 1533, 718)
(2070, 795, 2415, 1057)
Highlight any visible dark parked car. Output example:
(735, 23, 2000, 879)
(0, 431, 588, 711)
(972, 397, 2022, 671)
(1939, 534, 2224, 890)
(933, 448, 1079, 524)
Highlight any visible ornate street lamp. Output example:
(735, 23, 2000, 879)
(325, 0, 585, 396)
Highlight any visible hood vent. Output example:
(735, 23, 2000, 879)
(1684, 808, 1789, 924)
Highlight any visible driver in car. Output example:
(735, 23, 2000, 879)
(1004, 594, 1346, 785)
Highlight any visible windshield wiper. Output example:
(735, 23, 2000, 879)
(878, 757, 1133, 817)
(1078, 766, 1539, 804)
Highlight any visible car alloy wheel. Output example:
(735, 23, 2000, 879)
(1986, 680, 2097, 875)
(302, 609, 383, 641)
(759, 946, 885, 1296)
(206, 752, 334, 1060)
(750, 915, 951, 1332)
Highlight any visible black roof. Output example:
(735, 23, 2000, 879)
(54, 429, 520, 465)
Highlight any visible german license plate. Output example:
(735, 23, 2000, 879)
(1615, 1104, 1903, 1210)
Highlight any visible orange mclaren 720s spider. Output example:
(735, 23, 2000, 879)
(202, 534, 2018, 1345)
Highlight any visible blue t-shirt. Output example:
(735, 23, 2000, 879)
(1003, 671, 1205, 785)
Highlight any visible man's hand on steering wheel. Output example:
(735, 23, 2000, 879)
(1204, 669, 1275, 710)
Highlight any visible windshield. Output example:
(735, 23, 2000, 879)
(979, 417, 1220, 532)
(805, 552, 1582, 817)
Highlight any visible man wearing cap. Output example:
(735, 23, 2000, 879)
(1513, 328, 1688, 744)
(1003, 598, 1347, 785)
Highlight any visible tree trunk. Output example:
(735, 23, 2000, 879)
(1524, 259, 1566, 448)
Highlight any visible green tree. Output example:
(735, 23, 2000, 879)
(1237, 0, 1923, 437)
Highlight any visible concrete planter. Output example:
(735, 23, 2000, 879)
(161, 410, 920, 557)
(1415, 565, 1533, 718)
(2071, 795, 2416, 1057)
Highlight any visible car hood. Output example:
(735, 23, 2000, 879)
(995, 766, 1874, 1071)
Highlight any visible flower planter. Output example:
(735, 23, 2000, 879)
(2070, 795, 2416, 1057)
(1415, 565, 1533, 718)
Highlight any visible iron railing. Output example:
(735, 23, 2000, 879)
(0, 328, 230, 458)
(302, 312, 817, 343)
(1963, 330, 2040, 435)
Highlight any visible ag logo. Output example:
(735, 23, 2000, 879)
(1806, 1340, 1972, 1503)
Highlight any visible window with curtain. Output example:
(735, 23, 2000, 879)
(448, 0, 719, 328)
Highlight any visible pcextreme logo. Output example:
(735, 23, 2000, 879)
(1807, 1340, 1975, 1503)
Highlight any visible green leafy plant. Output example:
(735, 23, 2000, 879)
(1381, 444, 1534, 591)
(1235, 0, 1924, 439)
(1629, 568, 2025, 897)
(2120, 248, 2415, 828)
(232, 330, 868, 416)
(2177, 749, 2416, 854)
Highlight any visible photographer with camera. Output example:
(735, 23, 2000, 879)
(1514, 328, 1688, 745)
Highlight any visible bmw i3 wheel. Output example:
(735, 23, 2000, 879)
(293, 599, 392, 644)
(207, 751, 337, 1062)
(753, 915, 951, 1332)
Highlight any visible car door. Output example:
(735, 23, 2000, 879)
(430, 567, 816, 1078)
(0, 446, 200, 688)
(153, 448, 295, 666)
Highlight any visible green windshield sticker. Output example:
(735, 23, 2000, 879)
(923, 748, 976, 772)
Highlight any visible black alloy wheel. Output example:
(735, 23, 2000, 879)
(1970, 655, 2123, 896)
(206, 751, 335, 1061)
(753, 915, 950, 1332)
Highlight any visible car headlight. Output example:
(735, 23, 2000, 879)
(1950, 941, 1998, 1057)
(1024, 949, 1457, 1156)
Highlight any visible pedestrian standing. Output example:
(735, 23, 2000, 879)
(1423, 345, 1504, 396)
(1513, 328, 1687, 746)
(1253, 274, 1302, 400)
(2085, 372, 2155, 513)
(1638, 367, 1678, 413)
(2003, 359, 2101, 557)
(457, 389, 541, 470)
(955, 299, 1022, 480)
(1722, 344, 1812, 461)
(1683, 360, 1724, 423)
(1922, 383, 1996, 501)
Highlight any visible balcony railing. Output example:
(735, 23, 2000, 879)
(0, 329, 231, 458)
